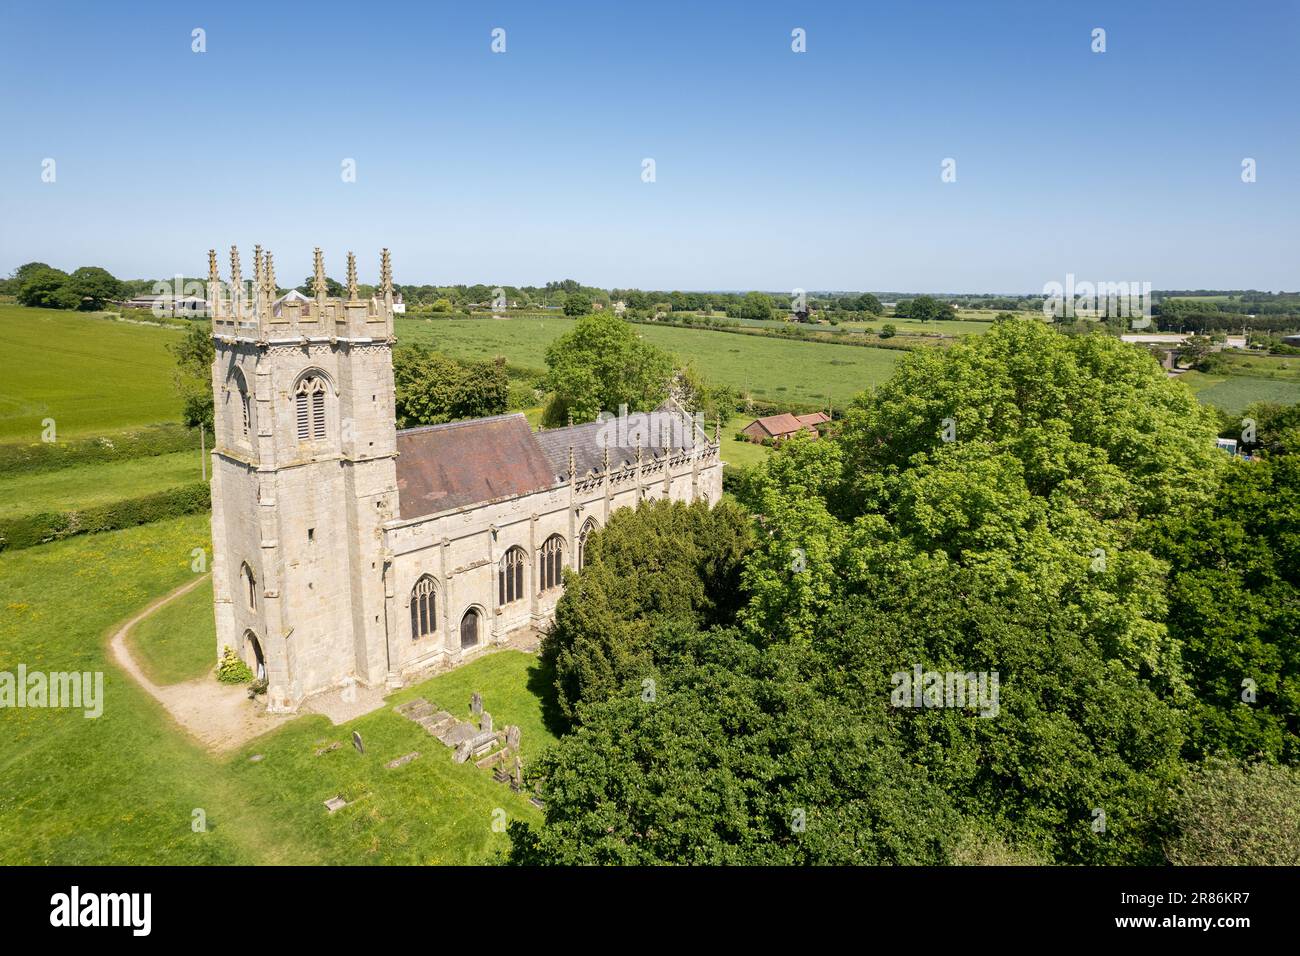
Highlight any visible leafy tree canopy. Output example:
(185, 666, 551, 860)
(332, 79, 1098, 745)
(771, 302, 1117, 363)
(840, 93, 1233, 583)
(541, 312, 673, 426)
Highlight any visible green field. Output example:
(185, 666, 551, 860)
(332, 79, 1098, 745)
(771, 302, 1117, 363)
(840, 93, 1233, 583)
(399, 314, 904, 407)
(0, 450, 202, 519)
(0, 515, 550, 864)
(1179, 372, 1300, 415)
(0, 305, 184, 441)
(126, 575, 217, 685)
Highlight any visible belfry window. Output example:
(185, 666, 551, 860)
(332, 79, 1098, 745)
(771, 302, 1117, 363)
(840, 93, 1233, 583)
(295, 374, 327, 441)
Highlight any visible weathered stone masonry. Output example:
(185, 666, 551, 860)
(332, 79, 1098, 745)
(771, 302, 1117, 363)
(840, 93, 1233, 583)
(207, 246, 723, 713)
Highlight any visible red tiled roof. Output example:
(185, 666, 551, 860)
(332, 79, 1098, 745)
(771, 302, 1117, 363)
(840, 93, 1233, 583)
(795, 412, 830, 426)
(746, 413, 804, 437)
(395, 414, 557, 519)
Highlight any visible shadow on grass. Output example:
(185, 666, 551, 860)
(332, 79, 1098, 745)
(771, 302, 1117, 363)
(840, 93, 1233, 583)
(525, 651, 569, 739)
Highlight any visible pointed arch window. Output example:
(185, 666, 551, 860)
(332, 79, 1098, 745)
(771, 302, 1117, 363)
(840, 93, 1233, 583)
(295, 374, 328, 441)
(578, 518, 598, 570)
(229, 368, 252, 441)
(240, 562, 256, 610)
(499, 547, 526, 606)
(539, 534, 566, 592)
(410, 575, 437, 641)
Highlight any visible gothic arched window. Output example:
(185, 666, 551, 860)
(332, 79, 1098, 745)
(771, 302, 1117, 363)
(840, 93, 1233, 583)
(410, 575, 436, 641)
(578, 518, 598, 570)
(231, 369, 251, 440)
(539, 534, 566, 592)
(294, 374, 328, 441)
(499, 547, 526, 606)
(240, 562, 256, 610)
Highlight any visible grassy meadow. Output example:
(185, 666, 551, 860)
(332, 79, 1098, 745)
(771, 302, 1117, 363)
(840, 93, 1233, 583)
(0, 515, 550, 864)
(0, 449, 202, 519)
(399, 314, 904, 407)
(126, 574, 217, 685)
(0, 304, 184, 441)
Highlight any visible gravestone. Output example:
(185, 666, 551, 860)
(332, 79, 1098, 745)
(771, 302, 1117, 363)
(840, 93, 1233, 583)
(453, 740, 472, 764)
(439, 721, 478, 747)
(352, 731, 364, 754)
(505, 725, 521, 750)
(324, 796, 349, 814)
(480, 711, 493, 733)
(385, 752, 420, 770)
(470, 692, 483, 716)
(248, 754, 265, 763)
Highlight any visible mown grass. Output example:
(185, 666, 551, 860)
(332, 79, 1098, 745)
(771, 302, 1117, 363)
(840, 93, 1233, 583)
(720, 414, 776, 469)
(0, 450, 202, 519)
(0, 305, 184, 441)
(0, 515, 550, 864)
(0, 514, 263, 864)
(126, 575, 216, 685)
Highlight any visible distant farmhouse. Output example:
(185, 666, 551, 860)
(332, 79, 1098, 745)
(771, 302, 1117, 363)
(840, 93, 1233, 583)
(121, 292, 208, 316)
(741, 411, 829, 443)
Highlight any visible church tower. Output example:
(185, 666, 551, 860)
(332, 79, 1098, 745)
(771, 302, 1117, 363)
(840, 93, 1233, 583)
(208, 246, 399, 712)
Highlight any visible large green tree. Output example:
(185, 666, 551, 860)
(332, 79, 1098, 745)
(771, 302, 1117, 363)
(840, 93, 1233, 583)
(392, 343, 508, 428)
(542, 498, 753, 724)
(541, 312, 673, 426)
(170, 322, 215, 429)
(68, 266, 122, 310)
(17, 266, 78, 309)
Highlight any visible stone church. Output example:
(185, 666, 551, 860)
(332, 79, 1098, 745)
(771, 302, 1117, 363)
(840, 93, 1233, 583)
(206, 247, 723, 713)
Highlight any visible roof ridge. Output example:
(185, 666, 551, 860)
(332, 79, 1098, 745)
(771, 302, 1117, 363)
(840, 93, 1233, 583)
(397, 412, 527, 436)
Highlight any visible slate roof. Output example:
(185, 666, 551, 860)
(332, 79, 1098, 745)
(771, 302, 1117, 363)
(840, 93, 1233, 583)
(394, 413, 557, 519)
(534, 411, 703, 479)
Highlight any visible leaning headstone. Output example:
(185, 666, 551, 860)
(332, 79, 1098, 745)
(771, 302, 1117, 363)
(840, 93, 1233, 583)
(352, 731, 364, 754)
(505, 725, 521, 750)
(453, 740, 472, 764)
(480, 711, 493, 733)
(470, 692, 483, 716)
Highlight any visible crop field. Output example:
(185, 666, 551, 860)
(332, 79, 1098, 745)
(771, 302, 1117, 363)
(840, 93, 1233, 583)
(398, 314, 905, 407)
(0, 305, 184, 441)
(1179, 372, 1300, 415)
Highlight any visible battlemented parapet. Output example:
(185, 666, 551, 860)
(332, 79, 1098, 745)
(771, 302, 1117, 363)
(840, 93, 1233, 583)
(209, 245, 396, 344)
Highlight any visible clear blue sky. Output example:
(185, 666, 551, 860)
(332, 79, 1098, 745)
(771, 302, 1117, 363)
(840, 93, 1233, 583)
(1, 0, 1296, 292)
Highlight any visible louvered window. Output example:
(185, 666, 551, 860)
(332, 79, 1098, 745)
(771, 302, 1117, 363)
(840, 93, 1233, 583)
(295, 375, 327, 442)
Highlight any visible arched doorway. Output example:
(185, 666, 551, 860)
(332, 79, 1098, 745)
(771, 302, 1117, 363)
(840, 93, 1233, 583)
(243, 629, 266, 681)
(460, 608, 480, 650)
